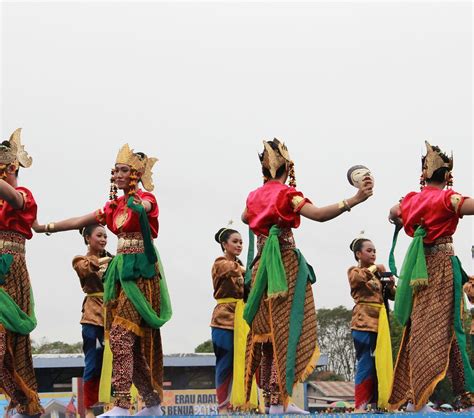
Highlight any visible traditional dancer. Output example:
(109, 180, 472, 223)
(36, 144, 172, 416)
(211, 228, 244, 413)
(211, 228, 257, 413)
(0, 128, 43, 418)
(388, 141, 474, 412)
(242, 139, 373, 414)
(464, 276, 474, 352)
(348, 237, 395, 411)
(73, 225, 112, 418)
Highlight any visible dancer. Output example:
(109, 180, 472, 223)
(211, 227, 257, 413)
(464, 276, 474, 351)
(0, 128, 43, 417)
(73, 225, 112, 418)
(348, 237, 395, 411)
(242, 139, 373, 414)
(388, 141, 474, 412)
(36, 144, 172, 416)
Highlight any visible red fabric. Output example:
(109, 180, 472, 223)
(246, 181, 310, 236)
(97, 189, 159, 238)
(401, 186, 467, 244)
(355, 376, 375, 409)
(0, 187, 37, 239)
(83, 377, 99, 408)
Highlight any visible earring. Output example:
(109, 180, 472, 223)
(419, 174, 426, 190)
(446, 172, 453, 188)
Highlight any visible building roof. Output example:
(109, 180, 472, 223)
(32, 352, 329, 368)
(308, 381, 355, 398)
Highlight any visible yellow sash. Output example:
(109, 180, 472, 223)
(216, 298, 258, 409)
(86, 292, 104, 298)
(359, 302, 393, 409)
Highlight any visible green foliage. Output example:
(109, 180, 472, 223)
(31, 338, 82, 354)
(194, 339, 214, 353)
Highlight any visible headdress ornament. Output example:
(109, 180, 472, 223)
(422, 141, 453, 179)
(259, 138, 291, 178)
(115, 144, 158, 191)
(0, 128, 33, 168)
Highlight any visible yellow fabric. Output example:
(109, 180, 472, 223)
(216, 298, 258, 409)
(99, 339, 113, 403)
(360, 302, 393, 409)
(86, 292, 104, 298)
(98, 335, 139, 404)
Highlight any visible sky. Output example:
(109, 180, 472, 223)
(1, 1, 472, 354)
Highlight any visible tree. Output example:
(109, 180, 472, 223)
(32, 338, 82, 354)
(194, 339, 214, 353)
(316, 306, 355, 380)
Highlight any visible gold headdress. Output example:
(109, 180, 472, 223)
(422, 141, 453, 179)
(0, 128, 33, 168)
(115, 144, 158, 191)
(260, 138, 291, 178)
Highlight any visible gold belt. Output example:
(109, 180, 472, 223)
(424, 242, 454, 255)
(0, 239, 25, 254)
(117, 237, 144, 253)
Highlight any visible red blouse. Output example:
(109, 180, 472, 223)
(0, 187, 37, 240)
(96, 189, 159, 238)
(401, 186, 467, 244)
(246, 181, 310, 236)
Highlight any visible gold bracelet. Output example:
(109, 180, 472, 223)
(338, 199, 351, 212)
(45, 222, 55, 236)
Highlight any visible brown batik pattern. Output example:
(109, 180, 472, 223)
(245, 247, 318, 405)
(389, 238, 471, 409)
(0, 254, 43, 415)
(110, 325, 161, 409)
(105, 275, 163, 402)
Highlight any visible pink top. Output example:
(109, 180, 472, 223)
(401, 186, 467, 244)
(0, 187, 37, 239)
(246, 181, 310, 236)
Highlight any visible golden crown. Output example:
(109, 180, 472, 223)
(115, 144, 158, 191)
(260, 138, 291, 178)
(423, 141, 453, 179)
(0, 128, 33, 168)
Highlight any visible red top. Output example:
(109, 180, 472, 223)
(246, 181, 310, 236)
(96, 189, 159, 238)
(0, 187, 37, 239)
(401, 186, 467, 244)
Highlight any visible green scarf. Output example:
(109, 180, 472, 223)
(244, 228, 255, 287)
(243, 225, 288, 325)
(452, 256, 474, 392)
(393, 226, 428, 325)
(103, 197, 172, 329)
(0, 254, 37, 334)
(285, 249, 316, 395)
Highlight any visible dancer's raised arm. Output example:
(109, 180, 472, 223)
(300, 177, 373, 222)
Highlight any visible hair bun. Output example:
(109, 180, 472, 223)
(215, 228, 227, 244)
(349, 239, 356, 252)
